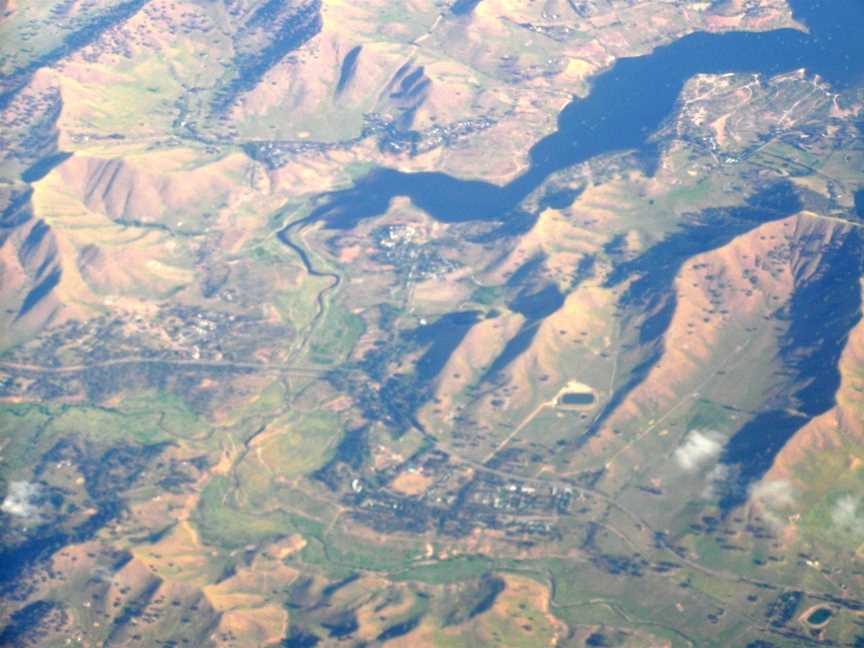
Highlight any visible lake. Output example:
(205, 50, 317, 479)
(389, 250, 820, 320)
(309, 0, 864, 230)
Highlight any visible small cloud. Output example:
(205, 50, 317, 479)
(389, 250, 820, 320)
(701, 463, 732, 499)
(1, 481, 43, 518)
(750, 480, 796, 509)
(675, 430, 724, 472)
(831, 495, 864, 536)
(746, 480, 798, 531)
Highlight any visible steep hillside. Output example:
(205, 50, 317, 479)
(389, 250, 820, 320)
(2, 0, 864, 646)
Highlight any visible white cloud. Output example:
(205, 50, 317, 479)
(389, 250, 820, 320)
(750, 479, 796, 509)
(831, 495, 864, 535)
(675, 430, 724, 472)
(701, 463, 732, 499)
(1, 481, 43, 518)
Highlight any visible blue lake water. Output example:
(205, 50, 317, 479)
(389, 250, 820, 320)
(296, 1, 864, 497)
(310, 0, 864, 229)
